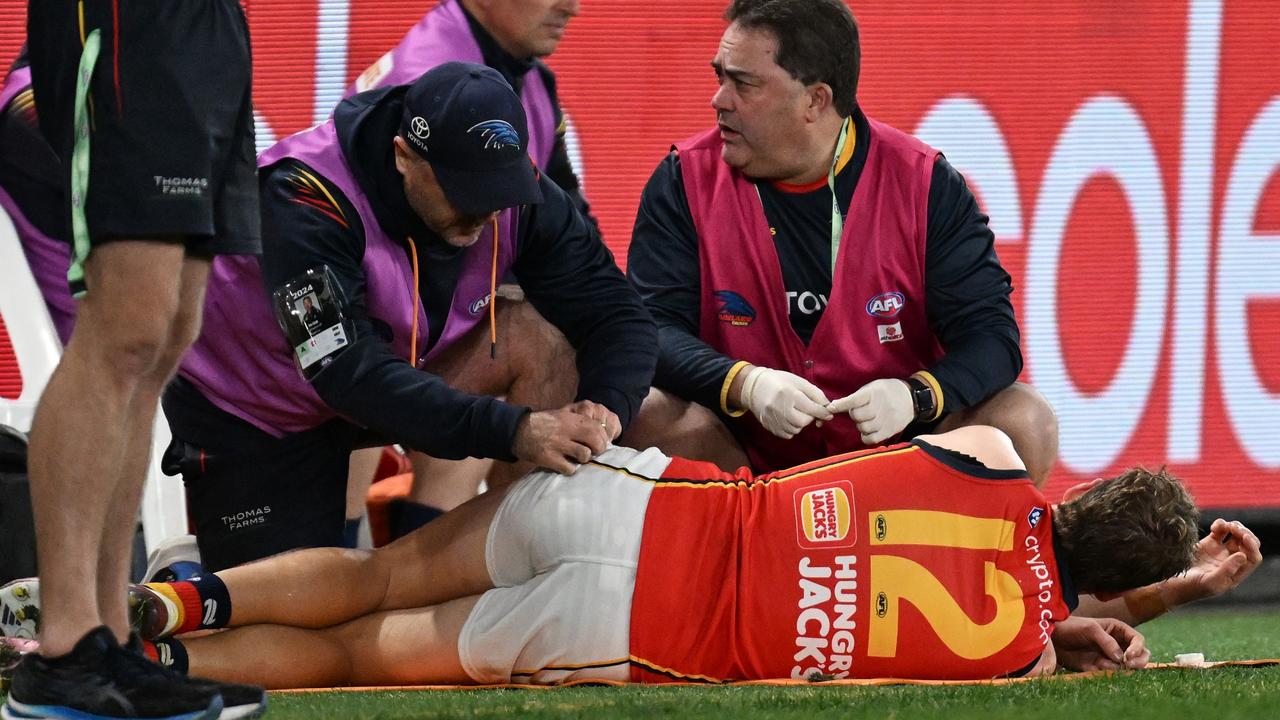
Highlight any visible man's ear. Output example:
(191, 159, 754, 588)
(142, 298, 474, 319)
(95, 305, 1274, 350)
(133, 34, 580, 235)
(392, 135, 412, 175)
(1061, 478, 1106, 503)
(806, 82, 834, 122)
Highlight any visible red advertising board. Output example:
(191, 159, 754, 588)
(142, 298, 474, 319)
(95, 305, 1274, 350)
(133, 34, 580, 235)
(1, 1, 1277, 510)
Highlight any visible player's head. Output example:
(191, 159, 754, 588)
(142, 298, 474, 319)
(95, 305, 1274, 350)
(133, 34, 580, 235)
(303, 297, 314, 310)
(395, 63, 542, 247)
(462, 0, 580, 59)
(712, 0, 859, 181)
(1052, 467, 1199, 594)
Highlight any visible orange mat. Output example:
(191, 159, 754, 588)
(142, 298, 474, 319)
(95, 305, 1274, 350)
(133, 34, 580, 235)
(271, 659, 1279, 694)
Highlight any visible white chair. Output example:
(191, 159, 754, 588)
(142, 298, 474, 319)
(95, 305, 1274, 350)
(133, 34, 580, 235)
(0, 203, 187, 553)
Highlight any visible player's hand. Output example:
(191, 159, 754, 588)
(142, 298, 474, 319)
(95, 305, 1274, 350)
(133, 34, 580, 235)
(826, 378, 914, 445)
(741, 367, 832, 439)
(1166, 518, 1263, 606)
(1051, 616, 1150, 671)
(567, 400, 622, 441)
(511, 407, 611, 475)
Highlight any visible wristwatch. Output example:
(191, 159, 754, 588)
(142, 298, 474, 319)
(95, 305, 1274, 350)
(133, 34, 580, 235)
(905, 376, 936, 422)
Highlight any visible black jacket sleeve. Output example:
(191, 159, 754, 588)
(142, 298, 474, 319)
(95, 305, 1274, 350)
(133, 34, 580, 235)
(513, 173, 657, 430)
(922, 155, 1023, 410)
(626, 152, 738, 412)
(257, 160, 527, 461)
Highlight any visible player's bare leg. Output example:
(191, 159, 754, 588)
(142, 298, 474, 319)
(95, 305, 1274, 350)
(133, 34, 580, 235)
(620, 387, 750, 472)
(936, 382, 1059, 486)
(408, 300, 577, 518)
(27, 241, 194, 655)
(196, 483, 511, 631)
(182, 596, 481, 688)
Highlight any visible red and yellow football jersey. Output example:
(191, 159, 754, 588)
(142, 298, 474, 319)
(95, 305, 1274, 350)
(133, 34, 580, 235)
(628, 440, 1072, 682)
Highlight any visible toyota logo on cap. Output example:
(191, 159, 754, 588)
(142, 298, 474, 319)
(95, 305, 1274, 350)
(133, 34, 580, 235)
(410, 116, 430, 139)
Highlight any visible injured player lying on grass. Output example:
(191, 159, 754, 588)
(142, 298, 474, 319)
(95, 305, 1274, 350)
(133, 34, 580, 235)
(0, 427, 1263, 686)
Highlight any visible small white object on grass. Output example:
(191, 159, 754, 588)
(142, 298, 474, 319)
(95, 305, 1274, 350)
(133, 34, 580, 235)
(1174, 652, 1207, 667)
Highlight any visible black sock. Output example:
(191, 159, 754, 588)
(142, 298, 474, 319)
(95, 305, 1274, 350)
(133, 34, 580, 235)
(189, 574, 231, 631)
(343, 517, 363, 548)
(389, 499, 445, 539)
(152, 574, 233, 634)
(147, 638, 189, 674)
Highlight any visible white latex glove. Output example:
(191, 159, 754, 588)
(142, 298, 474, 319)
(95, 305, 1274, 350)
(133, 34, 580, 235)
(741, 366, 832, 439)
(827, 378, 914, 445)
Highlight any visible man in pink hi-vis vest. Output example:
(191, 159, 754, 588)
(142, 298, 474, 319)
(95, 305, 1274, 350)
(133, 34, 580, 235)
(623, 0, 1058, 484)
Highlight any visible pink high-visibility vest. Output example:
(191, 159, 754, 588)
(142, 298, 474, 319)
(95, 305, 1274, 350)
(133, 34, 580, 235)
(678, 119, 943, 470)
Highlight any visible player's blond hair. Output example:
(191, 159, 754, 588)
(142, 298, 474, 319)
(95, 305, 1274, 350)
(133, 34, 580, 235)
(1053, 467, 1199, 594)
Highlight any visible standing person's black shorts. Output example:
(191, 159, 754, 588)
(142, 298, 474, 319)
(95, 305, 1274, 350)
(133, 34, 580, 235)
(26, 0, 261, 293)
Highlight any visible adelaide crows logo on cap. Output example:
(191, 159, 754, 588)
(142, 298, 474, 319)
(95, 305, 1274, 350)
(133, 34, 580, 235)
(714, 290, 756, 327)
(468, 120, 521, 150)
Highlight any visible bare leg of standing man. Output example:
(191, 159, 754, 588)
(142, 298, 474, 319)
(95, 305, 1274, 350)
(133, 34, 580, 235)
(8, 0, 265, 717)
(89, 256, 211, 638)
(27, 242, 195, 654)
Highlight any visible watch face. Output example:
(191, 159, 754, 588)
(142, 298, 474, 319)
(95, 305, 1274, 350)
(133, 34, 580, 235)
(911, 381, 935, 418)
(918, 386, 933, 404)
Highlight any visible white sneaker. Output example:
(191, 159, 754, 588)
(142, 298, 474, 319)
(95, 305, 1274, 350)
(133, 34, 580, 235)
(0, 577, 181, 643)
(0, 579, 40, 640)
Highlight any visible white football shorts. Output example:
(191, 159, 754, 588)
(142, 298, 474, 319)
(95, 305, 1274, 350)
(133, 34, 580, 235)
(457, 445, 671, 684)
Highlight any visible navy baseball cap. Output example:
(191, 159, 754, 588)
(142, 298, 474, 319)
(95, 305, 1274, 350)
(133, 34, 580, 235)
(399, 62, 543, 215)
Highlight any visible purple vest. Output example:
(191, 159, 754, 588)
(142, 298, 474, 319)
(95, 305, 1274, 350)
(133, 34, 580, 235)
(346, 0, 558, 169)
(0, 67, 75, 345)
(179, 120, 520, 436)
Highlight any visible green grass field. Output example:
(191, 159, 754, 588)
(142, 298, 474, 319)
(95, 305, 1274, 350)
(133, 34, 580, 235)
(265, 606, 1280, 719)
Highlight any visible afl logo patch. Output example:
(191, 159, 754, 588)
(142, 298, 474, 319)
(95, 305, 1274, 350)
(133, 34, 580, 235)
(794, 481, 856, 549)
(866, 291, 905, 318)
(469, 293, 493, 315)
